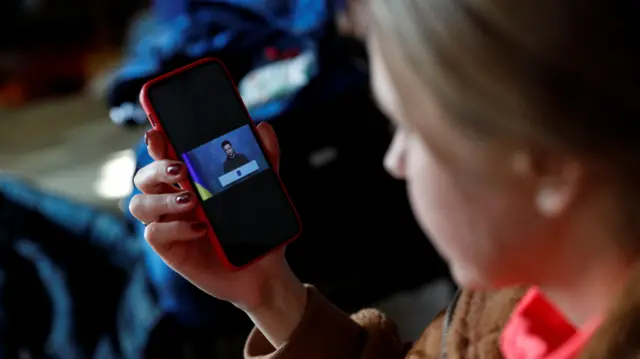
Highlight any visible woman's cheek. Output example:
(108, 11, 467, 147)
(406, 140, 448, 249)
(404, 137, 477, 263)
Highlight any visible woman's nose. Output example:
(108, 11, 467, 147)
(384, 131, 406, 180)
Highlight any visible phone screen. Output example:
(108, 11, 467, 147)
(146, 60, 300, 267)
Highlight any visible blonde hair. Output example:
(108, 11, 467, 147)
(369, 0, 640, 167)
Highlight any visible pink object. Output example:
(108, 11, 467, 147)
(501, 288, 602, 359)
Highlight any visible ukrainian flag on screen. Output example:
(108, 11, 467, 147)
(194, 182, 213, 201)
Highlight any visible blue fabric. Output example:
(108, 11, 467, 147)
(0, 177, 160, 359)
(114, 14, 194, 81)
(0, 178, 141, 270)
(247, 55, 368, 122)
(108, 0, 366, 128)
(113, 0, 331, 83)
(153, 0, 188, 22)
(108, 0, 330, 126)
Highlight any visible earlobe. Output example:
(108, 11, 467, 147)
(536, 185, 567, 217)
(534, 162, 583, 218)
(510, 150, 582, 218)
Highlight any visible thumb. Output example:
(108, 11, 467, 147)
(256, 122, 281, 172)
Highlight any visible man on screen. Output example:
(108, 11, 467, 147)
(221, 140, 250, 174)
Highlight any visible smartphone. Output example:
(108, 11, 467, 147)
(139, 58, 302, 270)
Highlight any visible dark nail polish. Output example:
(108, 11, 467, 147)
(191, 223, 208, 232)
(176, 193, 192, 204)
(167, 164, 182, 176)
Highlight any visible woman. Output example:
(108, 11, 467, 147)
(129, 0, 640, 357)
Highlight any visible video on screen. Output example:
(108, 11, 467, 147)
(181, 124, 269, 201)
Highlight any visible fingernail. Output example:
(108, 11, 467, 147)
(167, 164, 182, 176)
(176, 192, 192, 204)
(191, 222, 208, 232)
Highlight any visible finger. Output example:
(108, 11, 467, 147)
(134, 160, 187, 194)
(145, 129, 168, 160)
(146, 222, 215, 272)
(145, 220, 209, 249)
(156, 211, 199, 224)
(129, 191, 197, 224)
(256, 122, 281, 171)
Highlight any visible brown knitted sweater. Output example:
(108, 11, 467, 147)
(244, 264, 640, 359)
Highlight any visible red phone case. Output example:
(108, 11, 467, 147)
(139, 57, 302, 271)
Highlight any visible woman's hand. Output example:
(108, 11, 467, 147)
(129, 123, 307, 346)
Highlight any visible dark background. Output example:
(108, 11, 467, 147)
(0, 0, 146, 107)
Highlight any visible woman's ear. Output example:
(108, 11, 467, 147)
(511, 150, 583, 218)
(536, 184, 572, 217)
